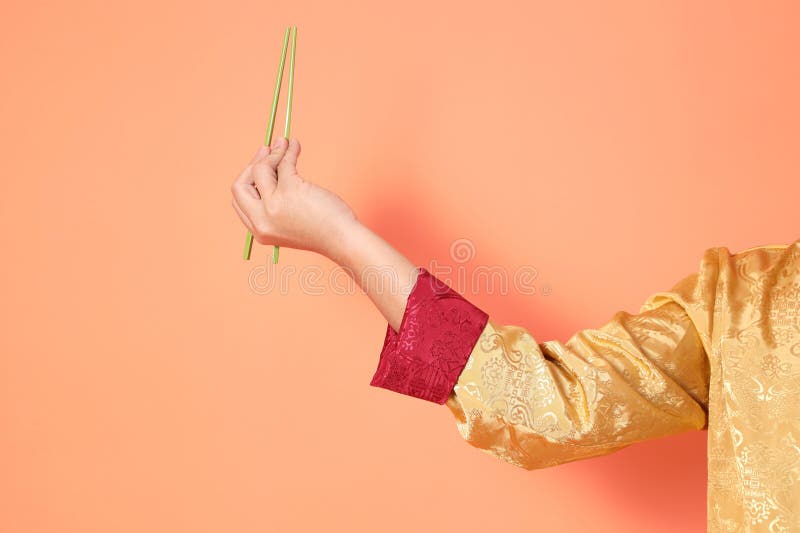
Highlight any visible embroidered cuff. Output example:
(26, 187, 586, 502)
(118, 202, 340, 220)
(370, 267, 489, 404)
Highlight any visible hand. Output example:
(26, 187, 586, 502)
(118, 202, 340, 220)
(232, 136, 417, 330)
(231, 137, 358, 257)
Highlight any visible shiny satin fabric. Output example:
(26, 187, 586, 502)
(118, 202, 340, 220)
(445, 241, 800, 532)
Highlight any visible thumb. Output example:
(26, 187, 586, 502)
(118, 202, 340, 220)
(266, 136, 289, 168)
(277, 138, 301, 178)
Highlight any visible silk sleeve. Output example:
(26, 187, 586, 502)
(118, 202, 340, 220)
(369, 267, 490, 404)
(443, 247, 719, 470)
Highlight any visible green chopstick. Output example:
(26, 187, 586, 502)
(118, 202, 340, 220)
(274, 26, 297, 263)
(243, 25, 297, 263)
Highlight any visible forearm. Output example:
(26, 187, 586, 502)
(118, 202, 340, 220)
(325, 219, 419, 332)
(331, 218, 488, 406)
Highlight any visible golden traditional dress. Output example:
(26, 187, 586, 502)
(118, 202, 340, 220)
(370, 239, 800, 532)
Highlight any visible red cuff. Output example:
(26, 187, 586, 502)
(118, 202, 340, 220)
(370, 267, 489, 404)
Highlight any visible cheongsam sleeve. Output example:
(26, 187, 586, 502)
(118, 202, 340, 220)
(371, 249, 718, 470)
(369, 267, 489, 405)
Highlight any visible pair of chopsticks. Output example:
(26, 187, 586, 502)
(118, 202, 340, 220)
(243, 25, 298, 262)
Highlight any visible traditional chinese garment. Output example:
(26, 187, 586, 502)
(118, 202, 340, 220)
(370, 240, 800, 532)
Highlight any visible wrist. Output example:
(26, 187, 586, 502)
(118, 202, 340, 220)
(319, 215, 366, 266)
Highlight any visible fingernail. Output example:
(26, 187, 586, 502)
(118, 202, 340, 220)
(272, 137, 286, 149)
(256, 145, 270, 156)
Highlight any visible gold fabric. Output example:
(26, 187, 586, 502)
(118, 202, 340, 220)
(445, 240, 800, 532)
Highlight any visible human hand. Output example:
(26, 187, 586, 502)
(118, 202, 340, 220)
(231, 137, 358, 258)
(232, 136, 418, 330)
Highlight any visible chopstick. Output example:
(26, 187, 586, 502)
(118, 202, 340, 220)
(243, 25, 298, 262)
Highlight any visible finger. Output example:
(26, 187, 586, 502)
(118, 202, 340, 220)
(266, 136, 289, 169)
(235, 146, 270, 185)
(232, 178, 264, 214)
(252, 158, 278, 199)
(233, 164, 262, 200)
(234, 193, 271, 243)
(249, 145, 271, 165)
(278, 138, 301, 177)
(231, 198, 255, 233)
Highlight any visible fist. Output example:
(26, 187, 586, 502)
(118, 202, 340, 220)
(231, 137, 357, 257)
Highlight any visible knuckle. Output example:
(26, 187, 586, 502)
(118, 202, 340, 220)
(264, 198, 283, 218)
(289, 177, 307, 194)
(236, 164, 253, 182)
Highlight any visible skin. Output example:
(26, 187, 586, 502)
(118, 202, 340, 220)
(231, 136, 418, 332)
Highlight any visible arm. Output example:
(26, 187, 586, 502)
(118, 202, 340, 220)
(231, 138, 715, 469)
(325, 221, 419, 333)
(442, 258, 715, 469)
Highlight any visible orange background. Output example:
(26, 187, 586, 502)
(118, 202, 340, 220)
(2, 1, 799, 532)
